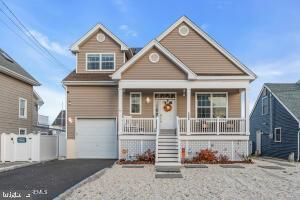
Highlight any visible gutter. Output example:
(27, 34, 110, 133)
(0, 65, 40, 86)
(298, 123, 300, 161)
(62, 81, 117, 86)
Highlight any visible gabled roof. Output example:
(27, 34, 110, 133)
(156, 16, 257, 80)
(70, 24, 129, 53)
(112, 40, 198, 80)
(52, 110, 66, 127)
(264, 82, 300, 123)
(0, 49, 40, 86)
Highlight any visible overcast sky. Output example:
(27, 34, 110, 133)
(0, 0, 299, 122)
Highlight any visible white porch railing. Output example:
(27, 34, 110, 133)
(155, 116, 160, 163)
(176, 117, 181, 163)
(181, 118, 246, 135)
(122, 117, 156, 134)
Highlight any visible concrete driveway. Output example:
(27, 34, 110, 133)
(0, 159, 115, 200)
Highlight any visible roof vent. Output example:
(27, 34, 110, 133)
(149, 52, 159, 63)
(96, 33, 105, 43)
(179, 25, 189, 36)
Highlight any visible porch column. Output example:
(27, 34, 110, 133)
(118, 88, 123, 135)
(186, 88, 191, 135)
(245, 88, 250, 135)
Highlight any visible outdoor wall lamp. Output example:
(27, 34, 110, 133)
(146, 97, 151, 104)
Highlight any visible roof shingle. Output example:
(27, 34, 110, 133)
(265, 82, 300, 122)
(63, 70, 114, 81)
(0, 49, 39, 85)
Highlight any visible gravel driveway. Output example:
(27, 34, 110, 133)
(66, 159, 300, 200)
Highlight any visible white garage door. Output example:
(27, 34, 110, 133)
(75, 118, 117, 158)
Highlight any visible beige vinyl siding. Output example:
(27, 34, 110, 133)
(0, 73, 34, 134)
(123, 89, 186, 117)
(66, 86, 118, 139)
(122, 47, 187, 80)
(76, 30, 124, 73)
(191, 89, 241, 118)
(160, 22, 246, 75)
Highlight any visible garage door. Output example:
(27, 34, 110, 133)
(75, 118, 117, 158)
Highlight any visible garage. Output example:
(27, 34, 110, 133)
(75, 118, 118, 159)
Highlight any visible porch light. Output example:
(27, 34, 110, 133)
(68, 117, 73, 124)
(146, 97, 151, 104)
(183, 89, 186, 97)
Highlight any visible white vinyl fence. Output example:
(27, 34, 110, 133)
(1, 132, 66, 162)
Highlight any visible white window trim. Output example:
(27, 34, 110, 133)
(262, 96, 268, 115)
(195, 92, 228, 118)
(85, 52, 116, 72)
(130, 92, 142, 115)
(19, 97, 27, 119)
(274, 127, 282, 142)
(18, 128, 27, 135)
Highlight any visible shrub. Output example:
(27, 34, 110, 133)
(239, 154, 253, 163)
(218, 154, 230, 163)
(136, 149, 155, 163)
(193, 148, 218, 163)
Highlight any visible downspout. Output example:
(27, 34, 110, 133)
(298, 123, 300, 161)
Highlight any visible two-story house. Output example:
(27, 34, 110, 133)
(250, 81, 300, 161)
(0, 48, 42, 136)
(63, 16, 256, 166)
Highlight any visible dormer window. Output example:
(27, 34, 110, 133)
(86, 53, 115, 71)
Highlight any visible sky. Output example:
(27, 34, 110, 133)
(0, 0, 300, 122)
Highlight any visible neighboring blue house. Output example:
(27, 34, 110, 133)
(250, 81, 300, 161)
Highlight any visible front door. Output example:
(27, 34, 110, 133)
(155, 99, 177, 129)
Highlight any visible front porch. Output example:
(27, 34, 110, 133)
(117, 80, 251, 165)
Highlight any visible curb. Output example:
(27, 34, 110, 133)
(53, 162, 115, 200)
(0, 162, 39, 173)
(0, 159, 58, 173)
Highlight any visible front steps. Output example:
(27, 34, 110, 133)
(155, 129, 182, 178)
(156, 129, 180, 165)
(155, 165, 182, 178)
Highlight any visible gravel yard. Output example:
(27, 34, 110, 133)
(66, 159, 300, 200)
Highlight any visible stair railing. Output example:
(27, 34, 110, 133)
(155, 116, 160, 164)
(176, 116, 181, 163)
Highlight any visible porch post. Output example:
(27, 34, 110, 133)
(118, 88, 123, 135)
(245, 87, 250, 135)
(186, 88, 191, 135)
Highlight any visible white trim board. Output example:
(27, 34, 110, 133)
(111, 40, 198, 80)
(70, 24, 129, 52)
(62, 81, 117, 86)
(0, 65, 40, 86)
(156, 16, 257, 80)
(119, 80, 250, 89)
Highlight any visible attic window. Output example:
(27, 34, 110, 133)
(97, 33, 106, 43)
(0, 51, 14, 62)
(179, 25, 189, 36)
(149, 53, 159, 63)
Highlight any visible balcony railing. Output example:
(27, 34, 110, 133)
(122, 117, 156, 134)
(179, 118, 246, 135)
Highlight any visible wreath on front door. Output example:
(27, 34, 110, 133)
(163, 101, 172, 112)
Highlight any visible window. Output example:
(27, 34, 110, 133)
(196, 93, 227, 118)
(19, 128, 27, 135)
(130, 92, 141, 114)
(274, 127, 281, 142)
(19, 98, 27, 118)
(86, 53, 115, 71)
(262, 96, 268, 115)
